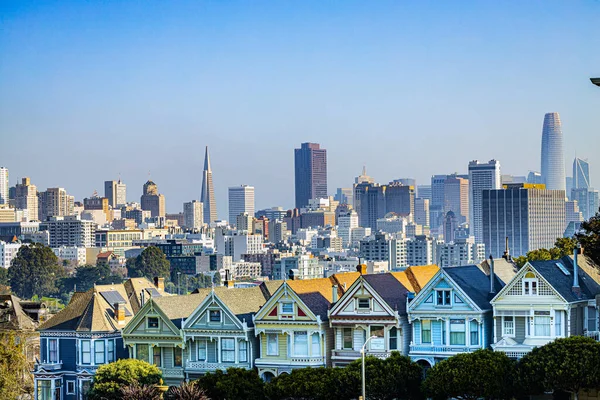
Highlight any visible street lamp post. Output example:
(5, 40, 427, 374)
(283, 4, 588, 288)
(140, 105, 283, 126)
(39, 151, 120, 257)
(177, 272, 181, 295)
(360, 335, 378, 400)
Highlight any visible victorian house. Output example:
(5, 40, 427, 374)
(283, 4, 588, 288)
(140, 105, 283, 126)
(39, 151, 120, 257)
(33, 277, 161, 400)
(407, 264, 507, 368)
(328, 265, 438, 367)
(491, 254, 600, 359)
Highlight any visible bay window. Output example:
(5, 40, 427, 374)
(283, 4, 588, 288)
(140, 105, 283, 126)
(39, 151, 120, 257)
(48, 339, 58, 363)
(293, 332, 308, 357)
(81, 340, 91, 365)
(239, 340, 248, 362)
(95, 340, 105, 364)
(534, 315, 551, 336)
(421, 320, 431, 343)
(222, 339, 235, 362)
(198, 340, 207, 361)
(450, 319, 465, 345)
(267, 334, 278, 356)
(311, 333, 320, 356)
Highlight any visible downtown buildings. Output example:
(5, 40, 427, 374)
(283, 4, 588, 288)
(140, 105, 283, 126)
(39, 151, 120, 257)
(294, 142, 327, 209)
(468, 160, 501, 244)
(541, 112, 566, 192)
(201, 146, 218, 224)
(228, 185, 255, 226)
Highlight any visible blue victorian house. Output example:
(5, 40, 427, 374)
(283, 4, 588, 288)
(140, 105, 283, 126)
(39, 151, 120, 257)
(407, 264, 507, 368)
(33, 277, 162, 400)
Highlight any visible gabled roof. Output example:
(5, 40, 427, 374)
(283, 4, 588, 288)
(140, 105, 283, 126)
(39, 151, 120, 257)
(124, 278, 164, 313)
(0, 294, 37, 331)
(405, 265, 439, 292)
(76, 292, 118, 332)
(444, 265, 505, 310)
(287, 277, 338, 318)
(529, 257, 600, 303)
(478, 258, 518, 285)
(362, 274, 411, 313)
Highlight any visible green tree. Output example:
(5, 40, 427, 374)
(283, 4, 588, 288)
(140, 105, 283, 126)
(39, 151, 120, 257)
(195, 367, 264, 400)
(424, 349, 516, 400)
(0, 267, 8, 286)
(514, 237, 578, 269)
(213, 272, 221, 286)
(554, 237, 578, 257)
(577, 212, 600, 266)
(8, 243, 66, 299)
(88, 359, 163, 400)
(266, 366, 358, 400)
(61, 264, 124, 293)
(0, 332, 33, 399)
(126, 246, 170, 280)
(517, 336, 600, 400)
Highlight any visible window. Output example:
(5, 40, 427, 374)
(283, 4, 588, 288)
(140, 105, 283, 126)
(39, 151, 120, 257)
(222, 338, 235, 362)
(136, 344, 149, 362)
(523, 273, 538, 295)
(503, 317, 515, 336)
(66, 381, 75, 395)
(441, 321, 446, 345)
(358, 298, 370, 310)
(81, 340, 91, 364)
(267, 333, 278, 356)
(37, 380, 52, 400)
(555, 311, 563, 337)
(421, 320, 431, 343)
(436, 290, 451, 306)
(470, 320, 479, 345)
(343, 328, 353, 349)
(294, 331, 308, 357)
(534, 316, 551, 336)
(588, 307, 597, 332)
(147, 317, 159, 329)
(198, 340, 207, 361)
(281, 302, 294, 314)
(239, 340, 248, 362)
(450, 319, 466, 345)
(48, 339, 58, 363)
(311, 333, 320, 356)
(153, 346, 162, 367)
(95, 340, 105, 364)
(107, 340, 115, 362)
(389, 327, 398, 350)
(174, 346, 183, 367)
(209, 310, 221, 322)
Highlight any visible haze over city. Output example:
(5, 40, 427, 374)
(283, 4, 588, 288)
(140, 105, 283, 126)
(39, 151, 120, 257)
(1, 1, 599, 217)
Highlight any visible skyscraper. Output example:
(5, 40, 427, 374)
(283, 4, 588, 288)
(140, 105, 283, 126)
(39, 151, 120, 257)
(541, 112, 566, 192)
(105, 180, 127, 208)
(468, 159, 501, 243)
(443, 174, 469, 224)
(38, 188, 75, 221)
(15, 177, 38, 221)
(201, 146, 217, 224)
(228, 185, 255, 226)
(573, 158, 590, 189)
(294, 142, 327, 209)
(183, 200, 204, 230)
(140, 180, 166, 217)
(0, 167, 8, 205)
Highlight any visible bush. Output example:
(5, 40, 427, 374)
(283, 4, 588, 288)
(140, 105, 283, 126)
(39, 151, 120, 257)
(88, 359, 162, 400)
(195, 367, 264, 400)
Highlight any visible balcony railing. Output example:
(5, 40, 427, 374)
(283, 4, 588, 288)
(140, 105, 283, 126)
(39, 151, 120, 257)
(186, 361, 251, 371)
(160, 367, 185, 378)
(36, 361, 63, 371)
(410, 344, 481, 354)
(332, 350, 391, 360)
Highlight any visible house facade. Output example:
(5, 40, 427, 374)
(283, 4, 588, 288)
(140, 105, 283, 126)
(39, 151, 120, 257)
(33, 278, 161, 400)
(408, 265, 506, 367)
(491, 255, 600, 359)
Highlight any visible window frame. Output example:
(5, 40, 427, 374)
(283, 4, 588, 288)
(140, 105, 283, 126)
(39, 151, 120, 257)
(266, 333, 279, 356)
(239, 340, 248, 363)
(503, 316, 515, 337)
(357, 298, 370, 310)
(81, 340, 91, 365)
(136, 344, 149, 362)
(436, 290, 452, 306)
(342, 328, 353, 350)
(221, 338, 235, 363)
(280, 302, 294, 314)
(153, 346, 162, 367)
(209, 310, 221, 323)
(389, 326, 398, 350)
(533, 315, 551, 337)
(66, 380, 76, 395)
(293, 331, 309, 357)
(421, 320, 432, 343)
(470, 320, 479, 346)
(48, 338, 58, 363)
(311, 333, 320, 357)
(197, 340, 207, 361)
(174, 346, 183, 367)
(449, 319, 466, 345)
(107, 339, 115, 363)
(147, 317, 159, 329)
(94, 340, 105, 365)
(523, 277, 538, 296)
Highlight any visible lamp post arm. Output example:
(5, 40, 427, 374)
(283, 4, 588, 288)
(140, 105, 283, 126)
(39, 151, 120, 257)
(361, 335, 378, 400)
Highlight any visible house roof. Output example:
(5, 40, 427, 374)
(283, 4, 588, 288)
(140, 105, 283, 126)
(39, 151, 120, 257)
(124, 278, 164, 313)
(529, 257, 600, 303)
(406, 265, 440, 292)
(362, 274, 411, 314)
(478, 258, 518, 285)
(38, 277, 157, 332)
(96, 251, 115, 259)
(444, 265, 505, 310)
(0, 294, 37, 331)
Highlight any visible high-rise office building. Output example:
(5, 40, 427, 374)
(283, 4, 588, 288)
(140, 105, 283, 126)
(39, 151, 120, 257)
(105, 180, 127, 208)
(468, 159, 501, 243)
(38, 188, 74, 221)
(417, 185, 432, 201)
(385, 183, 415, 217)
(482, 184, 566, 258)
(228, 185, 255, 226)
(15, 177, 38, 221)
(573, 158, 590, 189)
(353, 182, 386, 230)
(201, 146, 217, 224)
(571, 188, 600, 220)
(140, 180, 166, 217)
(183, 200, 204, 230)
(334, 187, 353, 206)
(443, 174, 469, 224)
(294, 142, 327, 209)
(414, 198, 430, 227)
(541, 112, 566, 191)
(0, 167, 8, 205)
(527, 171, 543, 184)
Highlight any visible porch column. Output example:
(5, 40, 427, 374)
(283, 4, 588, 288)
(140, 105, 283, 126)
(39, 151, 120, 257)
(445, 319, 450, 345)
(235, 339, 239, 364)
(34, 380, 37, 400)
(290, 331, 295, 357)
(493, 316, 497, 344)
(51, 380, 55, 400)
(217, 337, 221, 363)
(466, 319, 470, 347)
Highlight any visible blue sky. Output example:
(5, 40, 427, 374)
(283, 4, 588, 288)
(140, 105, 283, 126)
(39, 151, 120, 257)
(1, 1, 599, 217)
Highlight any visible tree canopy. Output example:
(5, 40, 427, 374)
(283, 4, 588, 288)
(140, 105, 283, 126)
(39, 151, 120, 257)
(577, 212, 600, 266)
(517, 336, 600, 400)
(88, 359, 162, 400)
(0, 332, 33, 399)
(60, 264, 123, 293)
(424, 349, 515, 400)
(195, 367, 265, 400)
(126, 246, 170, 280)
(514, 237, 578, 268)
(8, 243, 66, 299)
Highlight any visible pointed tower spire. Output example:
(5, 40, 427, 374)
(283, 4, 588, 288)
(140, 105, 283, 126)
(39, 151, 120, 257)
(201, 146, 218, 224)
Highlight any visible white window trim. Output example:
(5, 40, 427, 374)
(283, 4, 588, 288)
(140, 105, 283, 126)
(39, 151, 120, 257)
(502, 317, 515, 337)
(357, 297, 371, 310)
(94, 340, 106, 365)
(280, 302, 294, 314)
(435, 289, 452, 306)
(209, 309, 222, 323)
(47, 338, 59, 364)
(197, 339, 207, 361)
(266, 333, 279, 356)
(522, 278, 539, 296)
(81, 339, 91, 365)
(66, 380, 76, 395)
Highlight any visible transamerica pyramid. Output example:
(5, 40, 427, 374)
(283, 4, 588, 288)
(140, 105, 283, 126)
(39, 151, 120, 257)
(201, 146, 217, 224)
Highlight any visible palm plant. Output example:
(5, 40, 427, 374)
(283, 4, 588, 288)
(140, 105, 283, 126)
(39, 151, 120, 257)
(120, 381, 162, 400)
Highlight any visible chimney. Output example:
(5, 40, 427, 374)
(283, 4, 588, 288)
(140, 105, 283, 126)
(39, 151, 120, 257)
(357, 264, 367, 275)
(502, 237, 511, 261)
(140, 290, 145, 306)
(332, 285, 338, 303)
(114, 302, 125, 323)
(489, 255, 496, 294)
(154, 277, 165, 291)
(573, 245, 580, 290)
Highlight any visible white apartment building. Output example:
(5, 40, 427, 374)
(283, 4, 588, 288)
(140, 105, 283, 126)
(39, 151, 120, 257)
(0, 241, 24, 268)
(273, 254, 323, 280)
(414, 198, 430, 227)
(337, 211, 358, 247)
(437, 237, 485, 268)
(0, 167, 8, 205)
(228, 261, 262, 279)
(406, 235, 437, 266)
(228, 185, 255, 227)
(52, 246, 87, 266)
(389, 235, 408, 270)
(183, 200, 204, 230)
(215, 229, 264, 261)
(296, 228, 318, 246)
(376, 214, 408, 234)
(350, 227, 371, 247)
(46, 215, 97, 248)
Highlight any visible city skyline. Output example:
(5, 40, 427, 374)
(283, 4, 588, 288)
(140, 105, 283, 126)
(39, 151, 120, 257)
(1, 2, 599, 217)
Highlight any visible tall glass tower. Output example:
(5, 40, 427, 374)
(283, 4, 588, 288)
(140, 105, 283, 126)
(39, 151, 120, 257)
(201, 146, 218, 224)
(573, 157, 590, 189)
(541, 112, 566, 192)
